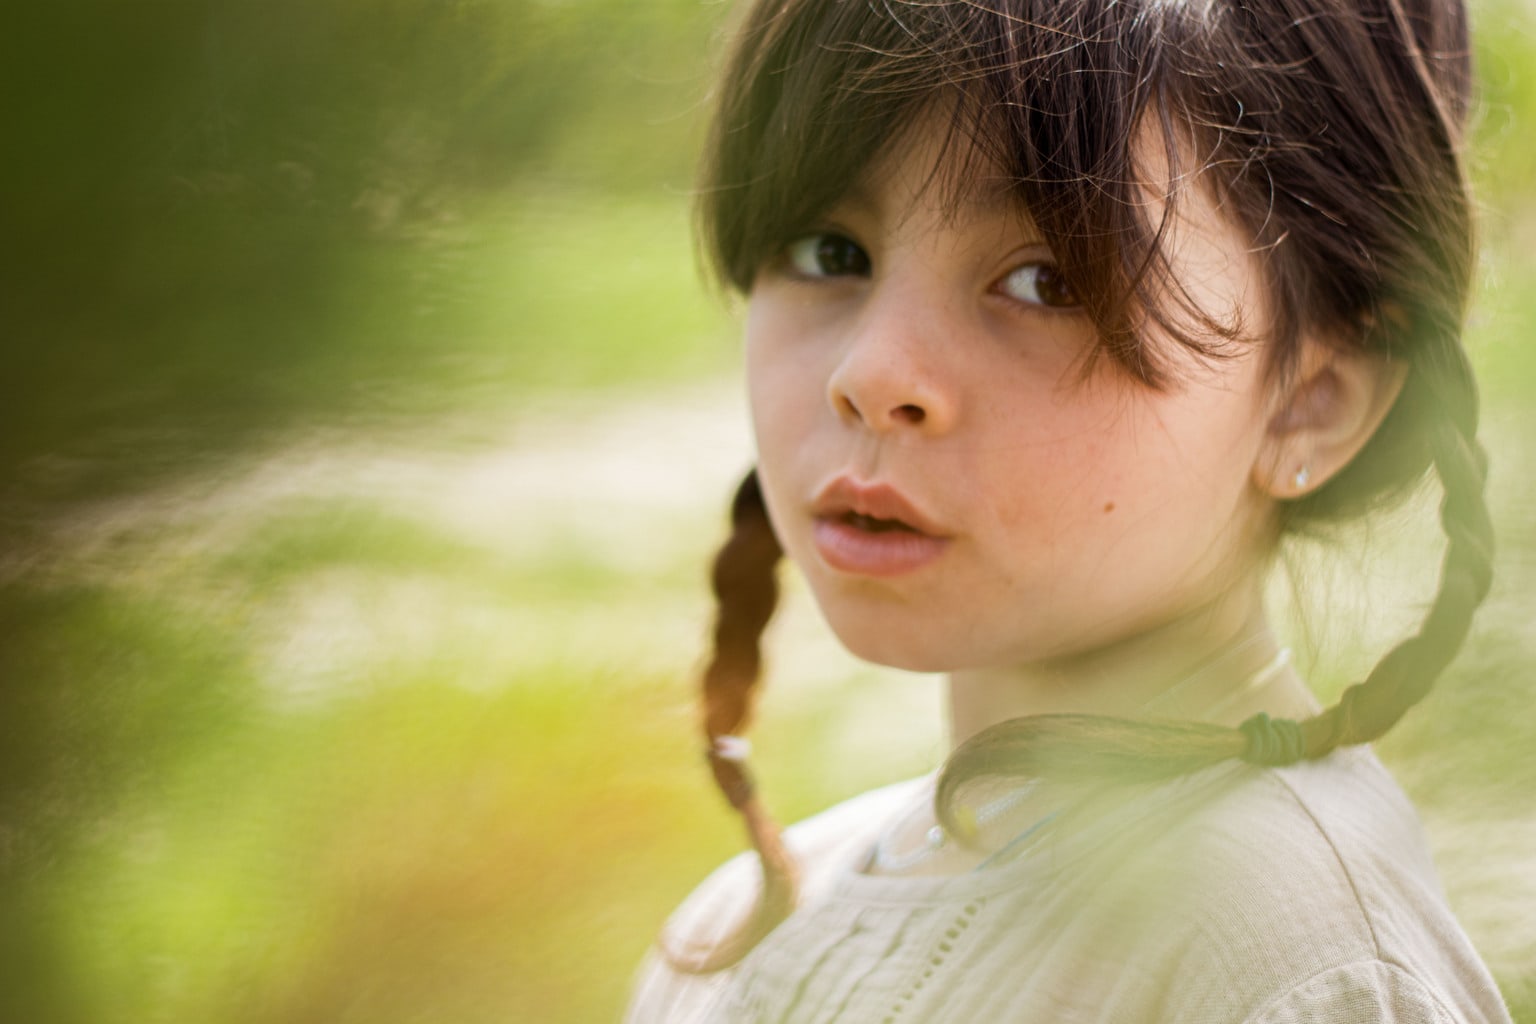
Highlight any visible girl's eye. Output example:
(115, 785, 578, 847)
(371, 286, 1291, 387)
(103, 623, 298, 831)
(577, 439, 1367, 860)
(785, 233, 871, 278)
(999, 262, 1078, 309)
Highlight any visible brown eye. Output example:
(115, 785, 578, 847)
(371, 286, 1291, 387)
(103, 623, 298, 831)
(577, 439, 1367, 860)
(1000, 262, 1078, 308)
(786, 233, 871, 277)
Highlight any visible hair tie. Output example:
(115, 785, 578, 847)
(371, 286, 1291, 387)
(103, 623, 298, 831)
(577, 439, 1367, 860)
(706, 735, 755, 809)
(1239, 712, 1307, 766)
(710, 734, 752, 762)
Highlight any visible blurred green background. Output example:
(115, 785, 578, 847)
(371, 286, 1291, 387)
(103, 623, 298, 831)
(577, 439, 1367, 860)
(1, 1, 1533, 1021)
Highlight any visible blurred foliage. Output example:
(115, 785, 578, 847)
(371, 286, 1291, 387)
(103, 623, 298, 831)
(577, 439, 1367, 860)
(2, 0, 733, 515)
(1, 0, 1535, 1022)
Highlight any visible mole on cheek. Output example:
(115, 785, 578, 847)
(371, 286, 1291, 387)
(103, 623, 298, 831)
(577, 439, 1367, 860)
(1103, 501, 1116, 514)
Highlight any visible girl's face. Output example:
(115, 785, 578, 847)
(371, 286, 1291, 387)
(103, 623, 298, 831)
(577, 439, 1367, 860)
(745, 127, 1286, 673)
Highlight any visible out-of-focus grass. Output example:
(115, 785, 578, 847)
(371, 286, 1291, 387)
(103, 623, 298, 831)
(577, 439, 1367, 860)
(2, 467, 935, 1022)
(318, 189, 740, 410)
(41, 661, 724, 1024)
(2, 189, 736, 516)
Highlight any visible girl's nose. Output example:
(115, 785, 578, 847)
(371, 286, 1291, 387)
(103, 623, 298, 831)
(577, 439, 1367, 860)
(826, 297, 959, 436)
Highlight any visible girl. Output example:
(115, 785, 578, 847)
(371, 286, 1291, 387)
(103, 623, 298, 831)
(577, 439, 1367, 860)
(628, 0, 1512, 1020)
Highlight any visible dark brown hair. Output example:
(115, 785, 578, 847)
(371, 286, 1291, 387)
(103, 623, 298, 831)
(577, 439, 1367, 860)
(668, 0, 1492, 972)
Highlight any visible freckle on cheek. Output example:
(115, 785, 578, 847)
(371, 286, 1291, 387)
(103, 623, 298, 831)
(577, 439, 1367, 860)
(1103, 502, 1116, 514)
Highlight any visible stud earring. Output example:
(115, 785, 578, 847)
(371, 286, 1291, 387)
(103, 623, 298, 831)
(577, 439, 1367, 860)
(1293, 465, 1311, 490)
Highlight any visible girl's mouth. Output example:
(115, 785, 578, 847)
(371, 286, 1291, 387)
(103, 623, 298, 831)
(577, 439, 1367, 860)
(809, 476, 952, 577)
(841, 511, 919, 534)
(812, 508, 950, 577)
(810, 476, 949, 537)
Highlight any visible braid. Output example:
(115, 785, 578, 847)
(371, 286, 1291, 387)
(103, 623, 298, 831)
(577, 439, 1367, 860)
(938, 358, 1493, 835)
(703, 471, 781, 761)
(662, 469, 800, 973)
(1298, 363, 1494, 754)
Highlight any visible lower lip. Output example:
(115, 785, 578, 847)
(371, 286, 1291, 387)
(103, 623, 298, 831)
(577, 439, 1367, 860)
(812, 518, 951, 577)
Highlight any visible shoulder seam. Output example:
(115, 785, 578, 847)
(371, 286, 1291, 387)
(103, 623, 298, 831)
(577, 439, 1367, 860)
(1266, 765, 1385, 959)
(1243, 957, 1462, 1024)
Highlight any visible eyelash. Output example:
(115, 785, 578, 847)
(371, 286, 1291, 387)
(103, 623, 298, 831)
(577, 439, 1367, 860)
(778, 231, 1079, 310)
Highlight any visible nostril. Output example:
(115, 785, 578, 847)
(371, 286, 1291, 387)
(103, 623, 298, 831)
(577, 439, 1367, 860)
(894, 404, 926, 425)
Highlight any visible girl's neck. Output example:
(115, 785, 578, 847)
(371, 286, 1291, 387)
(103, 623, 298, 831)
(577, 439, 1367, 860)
(945, 582, 1317, 750)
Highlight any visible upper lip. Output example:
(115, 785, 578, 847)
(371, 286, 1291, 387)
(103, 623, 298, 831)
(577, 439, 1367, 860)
(811, 476, 950, 537)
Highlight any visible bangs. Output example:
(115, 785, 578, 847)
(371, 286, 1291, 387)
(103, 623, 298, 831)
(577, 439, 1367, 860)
(699, 0, 1240, 387)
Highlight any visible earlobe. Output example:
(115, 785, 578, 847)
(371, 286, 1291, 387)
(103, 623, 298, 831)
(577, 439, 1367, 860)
(1253, 341, 1408, 500)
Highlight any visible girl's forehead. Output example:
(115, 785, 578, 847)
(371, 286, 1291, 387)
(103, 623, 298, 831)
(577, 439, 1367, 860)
(854, 111, 1196, 242)
(849, 114, 1044, 234)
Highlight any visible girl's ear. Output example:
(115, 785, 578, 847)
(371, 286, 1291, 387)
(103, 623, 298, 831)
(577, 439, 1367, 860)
(1253, 338, 1409, 499)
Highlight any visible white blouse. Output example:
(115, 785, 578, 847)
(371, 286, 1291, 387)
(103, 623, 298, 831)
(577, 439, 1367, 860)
(626, 748, 1511, 1023)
